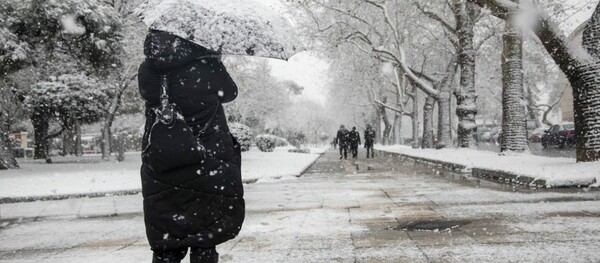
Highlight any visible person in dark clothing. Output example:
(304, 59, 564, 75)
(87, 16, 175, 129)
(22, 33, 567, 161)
(349, 127, 361, 158)
(364, 124, 376, 158)
(138, 30, 245, 263)
(334, 125, 350, 159)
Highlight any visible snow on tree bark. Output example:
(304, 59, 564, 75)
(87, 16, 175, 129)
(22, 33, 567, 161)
(501, 15, 528, 153)
(454, 0, 479, 148)
(575, 5, 600, 162)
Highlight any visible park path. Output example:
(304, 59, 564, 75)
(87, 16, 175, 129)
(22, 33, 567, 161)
(2, 149, 600, 262)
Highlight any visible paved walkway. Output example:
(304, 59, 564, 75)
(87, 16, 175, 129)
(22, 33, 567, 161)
(2, 149, 600, 262)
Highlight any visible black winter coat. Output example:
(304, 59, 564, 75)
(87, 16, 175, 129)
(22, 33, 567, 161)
(138, 30, 244, 250)
(349, 130, 361, 146)
(364, 128, 376, 147)
(335, 128, 350, 147)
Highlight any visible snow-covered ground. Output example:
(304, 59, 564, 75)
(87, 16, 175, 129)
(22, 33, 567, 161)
(376, 145, 600, 188)
(0, 146, 328, 199)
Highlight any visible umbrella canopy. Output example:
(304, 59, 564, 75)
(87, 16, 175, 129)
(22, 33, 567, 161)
(136, 0, 302, 60)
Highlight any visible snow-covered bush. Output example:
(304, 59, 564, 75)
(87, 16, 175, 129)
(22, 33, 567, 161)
(229, 122, 253, 152)
(285, 131, 307, 148)
(255, 134, 288, 152)
(255, 134, 276, 152)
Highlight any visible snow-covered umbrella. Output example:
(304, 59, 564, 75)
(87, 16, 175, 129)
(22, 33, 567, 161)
(135, 0, 302, 61)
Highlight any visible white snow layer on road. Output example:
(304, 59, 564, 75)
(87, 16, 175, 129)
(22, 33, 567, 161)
(0, 147, 327, 199)
(376, 145, 600, 187)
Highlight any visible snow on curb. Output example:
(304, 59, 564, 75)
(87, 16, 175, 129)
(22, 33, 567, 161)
(243, 146, 328, 184)
(376, 145, 599, 188)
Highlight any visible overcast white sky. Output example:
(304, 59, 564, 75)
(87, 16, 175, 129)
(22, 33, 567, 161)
(269, 52, 330, 105)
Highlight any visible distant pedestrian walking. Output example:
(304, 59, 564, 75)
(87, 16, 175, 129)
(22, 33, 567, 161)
(364, 124, 376, 158)
(335, 125, 350, 159)
(349, 127, 361, 159)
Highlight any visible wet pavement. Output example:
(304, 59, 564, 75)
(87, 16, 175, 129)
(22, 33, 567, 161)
(2, 149, 600, 262)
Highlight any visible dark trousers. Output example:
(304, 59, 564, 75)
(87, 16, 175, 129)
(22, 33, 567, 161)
(153, 247, 218, 263)
(339, 145, 348, 159)
(365, 145, 374, 158)
(350, 144, 359, 158)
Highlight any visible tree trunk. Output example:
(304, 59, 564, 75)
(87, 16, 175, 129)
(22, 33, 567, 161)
(75, 120, 82, 156)
(501, 17, 528, 152)
(392, 113, 400, 144)
(32, 113, 49, 160)
(63, 123, 77, 156)
(0, 132, 18, 169)
(379, 97, 392, 145)
(454, 0, 479, 148)
(436, 56, 459, 149)
(570, 62, 600, 161)
(101, 121, 112, 161)
(374, 108, 381, 145)
(412, 87, 419, 149)
(422, 96, 435, 148)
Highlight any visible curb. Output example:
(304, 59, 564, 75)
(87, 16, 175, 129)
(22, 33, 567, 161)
(376, 149, 596, 189)
(298, 148, 329, 176)
(0, 189, 142, 204)
(383, 151, 470, 175)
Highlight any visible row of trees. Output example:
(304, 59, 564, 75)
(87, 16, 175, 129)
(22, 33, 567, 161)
(0, 0, 145, 169)
(294, 0, 600, 162)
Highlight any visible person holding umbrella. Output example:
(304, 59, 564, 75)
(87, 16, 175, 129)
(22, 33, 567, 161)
(136, 1, 301, 262)
(139, 30, 244, 263)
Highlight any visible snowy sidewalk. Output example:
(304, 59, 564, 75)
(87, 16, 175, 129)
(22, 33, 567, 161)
(0, 146, 327, 202)
(2, 149, 600, 262)
(376, 145, 600, 188)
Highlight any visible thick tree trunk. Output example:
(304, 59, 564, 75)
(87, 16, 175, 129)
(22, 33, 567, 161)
(454, 0, 479, 148)
(437, 94, 452, 148)
(501, 17, 528, 152)
(422, 96, 436, 148)
(570, 62, 600, 161)
(31, 113, 49, 160)
(573, 6, 600, 162)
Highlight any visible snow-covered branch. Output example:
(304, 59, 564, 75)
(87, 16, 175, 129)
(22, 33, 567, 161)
(415, 3, 457, 35)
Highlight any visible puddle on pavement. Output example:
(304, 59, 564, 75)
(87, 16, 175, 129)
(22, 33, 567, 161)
(390, 219, 472, 232)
